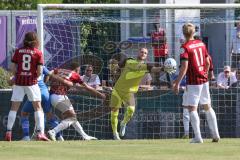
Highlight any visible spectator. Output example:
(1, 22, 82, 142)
(139, 73, 153, 90)
(81, 65, 101, 89)
(151, 23, 171, 87)
(232, 22, 240, 53)
(231, 22, 240, 68)
(217, 65, 237, 89)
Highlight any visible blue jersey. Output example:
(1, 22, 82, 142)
(171, 73, 186, 87)
(22, 66, 51, 113)
(38, 66, 50, 90)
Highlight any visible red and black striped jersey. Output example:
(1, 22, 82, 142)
(180, 39, 209, 85)
(50, 68, 83, 95)
(11, 47, 43, 86)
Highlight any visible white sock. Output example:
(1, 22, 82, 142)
(190, 111, 202, 140)
(34, 111, 45, 134)
(53, 118, 75, 134)
(205, 107, 220, 138)
(183, 108, 190, 136)
(72, 121, 88, 137)
(7, 110, 17, 131)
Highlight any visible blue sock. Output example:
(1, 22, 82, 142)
(21, 117, 29, 137)
(49, 116, 62, 138)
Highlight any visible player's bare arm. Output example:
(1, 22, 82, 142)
(10, 63, 17, 75)
(76, 82, 106, 99)
(173, 60, 188, 94)
(205, 56, 210, 76)
(37, 65, 43, 77)
(150, 66, 163, 73)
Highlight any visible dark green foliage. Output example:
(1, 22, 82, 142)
(0, 67, 12, 89)
(235, 0, 240, 20)
(0, 0, 62, 10)
(63, 0, 119, 3)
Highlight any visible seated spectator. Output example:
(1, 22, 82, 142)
(139, 73, 153, 90)
(81, 65, 101, 89)
(217, 65, 237, 89)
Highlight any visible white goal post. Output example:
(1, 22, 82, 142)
(37, 3, 240, 53)
(37, 3, 240, 140)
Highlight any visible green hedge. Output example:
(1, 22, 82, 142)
(0, 67, 12, 89)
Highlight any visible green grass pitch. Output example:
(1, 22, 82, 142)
(0, 139, 240, 160)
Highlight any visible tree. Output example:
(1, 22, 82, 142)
(235, 0, 240, 20)
(63, 0, 120, 54)
(0, 0, 62, 10)
(63, 0, 119, 3)
(62, 0, 121, 80)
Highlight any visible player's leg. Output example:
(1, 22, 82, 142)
(48, 95, 75, 141)
(120, 93, 135, 137)
(71, 115, 97, 140)
(5, 85, 25, 141)
(48, 95, 96, 141)
(200, 82, 220, 142)
(46, 112, 64, 141)
(41, 89, 64, 141)
(26, 84, 48, 141)
(182, 90, 190, 139)
(110, 89, 122, 140)
(21, 100, 34, 141)
(182, 107, 190, 138)
(49, 104, 95, 140)
(186, 85, 203, 143)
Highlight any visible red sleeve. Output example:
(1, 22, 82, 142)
(11, 50, 18, 63)
(70, 72, 83, 84)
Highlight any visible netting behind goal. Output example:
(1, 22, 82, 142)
(39, 4, 240, 140)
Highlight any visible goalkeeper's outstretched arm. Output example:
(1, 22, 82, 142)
(150, 66, 164, 73)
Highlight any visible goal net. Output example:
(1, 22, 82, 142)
(38, 4, 240, 140)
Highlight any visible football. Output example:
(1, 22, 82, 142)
(164, 58, 177, 74)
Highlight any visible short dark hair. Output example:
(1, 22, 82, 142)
(23, 32, 39, 48)
(195, 26, 199, 32)
(194, 35, 201, 40)
(85, 64, 93, 70)
(70, 62, 80, 70)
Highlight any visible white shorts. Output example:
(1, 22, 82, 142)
(185, 82, 211, 107)
(11, 84, 41, 102)
(50, 94, 74, 113)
